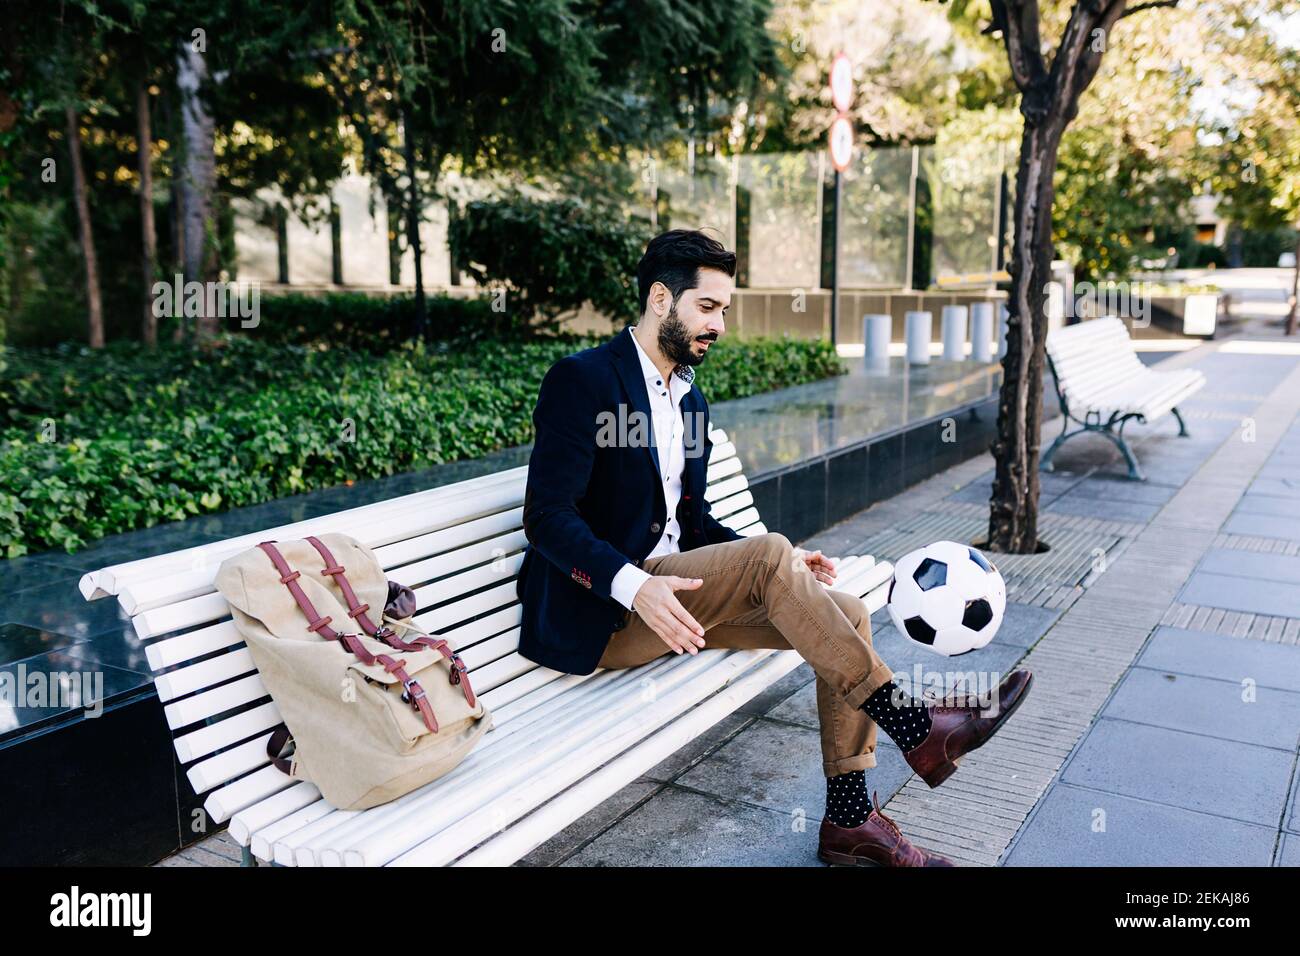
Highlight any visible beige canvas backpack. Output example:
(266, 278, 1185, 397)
(214, 533, 492, 810)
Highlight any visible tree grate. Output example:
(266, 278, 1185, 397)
(851, 506, 1137, 610)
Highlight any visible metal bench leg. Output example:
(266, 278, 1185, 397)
(1039, 420, 1075, 473)
(1171, 406, 1190, 437)
(241, 845, 257, 867)
(1104, 420, 1145, 481)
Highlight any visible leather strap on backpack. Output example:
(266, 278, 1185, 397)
(303, 535, 477, 709)
(267, 724, 295, 774)
(257, 541, 439, 733)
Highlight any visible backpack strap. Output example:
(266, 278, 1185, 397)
(305, 535, 384, 636)
(266, 724, 295, 774)
(258, 541, 439, 733)
(303, 535, 478, 710)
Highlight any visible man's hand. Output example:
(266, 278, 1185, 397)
(631, 575, 707, 655)
(794, 547, 836, 586)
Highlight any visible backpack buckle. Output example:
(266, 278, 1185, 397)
(448, 653, 467, 685)
(401, 677, 426, 704)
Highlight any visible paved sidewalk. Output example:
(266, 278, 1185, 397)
(517, 331, 1300, 867)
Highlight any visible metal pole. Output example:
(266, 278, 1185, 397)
(830, 168, 841, 347)
(904, 146, 919, 292)
(990, 142, 1004, 286)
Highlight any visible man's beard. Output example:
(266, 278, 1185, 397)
(657, 300, 716, 367)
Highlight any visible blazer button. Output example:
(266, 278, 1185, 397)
(650, 522, 661, 534)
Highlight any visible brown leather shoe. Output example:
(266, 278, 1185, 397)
(818, 791, 954, 867)
(903, 669, 1034, 788)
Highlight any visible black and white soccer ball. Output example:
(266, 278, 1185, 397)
(886, 541, 1006, 656)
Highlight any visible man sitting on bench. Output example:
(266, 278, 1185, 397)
(515, 229, 1033, 868)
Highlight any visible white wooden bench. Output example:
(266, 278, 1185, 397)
(1042, 317, 1206, 480)
(79, 429, 894, 866)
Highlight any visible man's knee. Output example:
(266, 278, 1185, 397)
(756, 531, 794, 564)
(831, 591, 873, 639)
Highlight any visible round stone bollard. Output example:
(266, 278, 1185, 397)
(971, 302, 995, 363)
(941, 304, 968, 361)
(862, 313, 892, 373)
(905, 310, 932, 366)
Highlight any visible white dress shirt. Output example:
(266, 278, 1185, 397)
(609, 326, 690, 610)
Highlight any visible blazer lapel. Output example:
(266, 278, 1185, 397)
(609, 328, 662, 478)
(681, 387, 707, 502)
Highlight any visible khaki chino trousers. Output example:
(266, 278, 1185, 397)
(598, 532, 895, 776)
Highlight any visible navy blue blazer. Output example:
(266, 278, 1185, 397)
(515, 327, 743, 674)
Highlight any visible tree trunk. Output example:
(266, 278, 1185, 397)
(65, 105, 104, 348)
(987, 117, 1066, 553)
(177, 44, 218, 339)
(138, 78, 159, 346)
(401, 112, 427, 340)
(1287, 233, 1299, 336)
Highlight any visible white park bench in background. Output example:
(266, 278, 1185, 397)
(1042, 317, 1206, 481)
(79, 429, 894, 866)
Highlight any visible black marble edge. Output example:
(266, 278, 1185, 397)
(0, 677, 159, 748)
(744, 391, 1004, 485)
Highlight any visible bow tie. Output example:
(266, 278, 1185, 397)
(672, 364, 695, 386)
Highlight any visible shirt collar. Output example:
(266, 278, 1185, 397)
(626, 325, 696, 400)
(627, 326, 677, 388)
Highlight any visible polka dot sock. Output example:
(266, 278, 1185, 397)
(860, 680, 933, 751)
(824, 769, 873, 828)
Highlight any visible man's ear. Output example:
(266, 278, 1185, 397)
(649, 281, 672, 318)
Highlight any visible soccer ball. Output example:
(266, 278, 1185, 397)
(886, 541, 1006, 656)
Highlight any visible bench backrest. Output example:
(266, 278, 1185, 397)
(1045, 317, 1147, 409)
(82, 429, 766, 824)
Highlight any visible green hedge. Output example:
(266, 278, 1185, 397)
(0, 333, 842, 557)
(238, 292, 520, 350)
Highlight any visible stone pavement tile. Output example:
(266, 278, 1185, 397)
(1235, 494, 1300, 518)
(1278, 833, 1300, 867)
(991, 603, 1065, 649)
(1003, 783, 1276, 866)
(869, 623, 1032, 694)
(1249, 478, 1300, 500)
(1198, 548, 1300, 586)
(1287, 762, 1299, 835)
(1131, 460, 1210, 486)
(560, 787, 820, 866)
(1102, 667, 1300, 750)
(519, 779, 664, 866)
(947, 481, 997, 505)
(1063, 477, 1180, 506)
(1179, 569, 1300, 618)
(1258, 464, 1300, 484)
(1044, 494, 1162, 524)
(638, 712, 755, 784)
(673, 714, 914, 819)
(735, 660, 813, 718)
(1138, 625, 1300, 691)
(1060, 719, 1293, 827)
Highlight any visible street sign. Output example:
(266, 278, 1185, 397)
(829, 115, 853, 171)
(830, 53, 853, 113)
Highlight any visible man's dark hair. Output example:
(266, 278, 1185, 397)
(636, 229, 737, 317)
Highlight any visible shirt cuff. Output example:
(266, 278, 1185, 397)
(610, 562, 652, 611)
